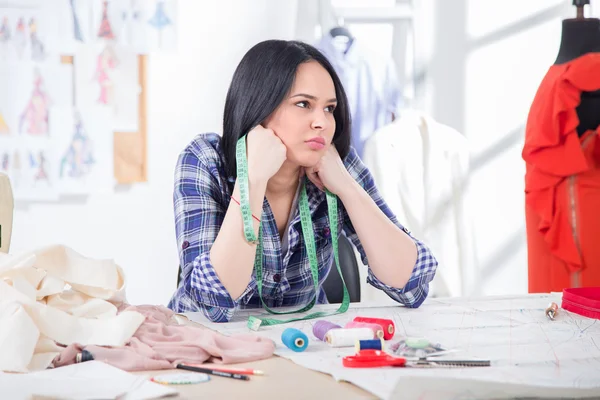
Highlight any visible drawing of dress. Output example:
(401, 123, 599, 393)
(29, 18, 45, 61)
(1, 153, 8, 171)
(60, 113, 95, 179)
(94, 46, 117, 105)
(69, 0, 84, 42)
(148, 0, 171, 48)
(14, 17, 26, 59)
(0, 16, 11, 42)
(19, 69, 51, 135)
(30, 150, 49, 182)
(0, 112, 9, 134)
(97, 0, 115, 40)
(12, 151, 21, 186)
(120, 0, 141, 46)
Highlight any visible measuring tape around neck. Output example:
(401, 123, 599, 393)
(235, 135, 350, 330)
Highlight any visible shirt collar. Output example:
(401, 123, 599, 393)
(317, 32, 360, 67)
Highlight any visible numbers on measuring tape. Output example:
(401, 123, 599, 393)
(236, 137, 259, 244)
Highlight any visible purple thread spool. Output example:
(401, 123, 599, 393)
(312, 320, 341, 341)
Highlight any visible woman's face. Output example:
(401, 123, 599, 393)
(264, 61, 337, 168)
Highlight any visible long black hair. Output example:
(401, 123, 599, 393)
(221, 40, 352, 178)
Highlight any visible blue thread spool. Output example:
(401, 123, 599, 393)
(282, 328, 309, 352)
(355, 338, 385, 353)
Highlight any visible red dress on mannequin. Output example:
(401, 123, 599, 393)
(523, 53, 600, 293)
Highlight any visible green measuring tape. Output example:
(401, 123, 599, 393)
(235, 136, 350, 330)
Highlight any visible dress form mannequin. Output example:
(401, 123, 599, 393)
(554, 0, 600, 136)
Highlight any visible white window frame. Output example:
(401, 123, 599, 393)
(327, 0, 417, 106)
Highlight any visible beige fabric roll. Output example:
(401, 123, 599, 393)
(0, 245, 145, 372)
(0, 172, 13, 253)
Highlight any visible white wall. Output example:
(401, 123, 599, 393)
(412, 0, 574, 295)
(11, 0, 298, 306)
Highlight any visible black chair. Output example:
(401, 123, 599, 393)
(176, 234, 361, 303)
(322, 234, 361, 303)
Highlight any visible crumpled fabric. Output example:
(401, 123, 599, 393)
(0, 245, 274, 373)
(53, 304, 275, 371)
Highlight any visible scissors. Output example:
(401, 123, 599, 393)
(343, 350, 491, 368)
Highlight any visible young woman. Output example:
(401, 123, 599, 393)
(168, 40, 438, 322)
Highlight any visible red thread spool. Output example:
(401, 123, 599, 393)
(353, 317, 395, 340)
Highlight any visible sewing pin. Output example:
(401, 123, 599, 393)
(545, 302, 558, 320)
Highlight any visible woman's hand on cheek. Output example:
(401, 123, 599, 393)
(304, 146, 353, 195)
(246, 125, 287, 183)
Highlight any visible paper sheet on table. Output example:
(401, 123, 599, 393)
(185, 294, 600, 400)
(0, 361, 176, 400)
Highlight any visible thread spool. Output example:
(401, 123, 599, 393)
(345, 321, 384, 339)
(282, 328, 309, 352)
(325, 328, 374, 348)
(313, 320, 342, 341)
(353, 317, 395, 340)
(355, 338, 385, 353)
(76, 350, 94, 363)
(405, 337, 430, 349)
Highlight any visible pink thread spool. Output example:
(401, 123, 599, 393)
(353, 317, 395, 340)
(344, 321, 384, 339)
(312, 320, 342, 341)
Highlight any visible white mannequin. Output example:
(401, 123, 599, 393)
(0, 172, 13, 253)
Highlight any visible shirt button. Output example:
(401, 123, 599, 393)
(182, 241, 190, 250)
(323, 227, 331, 237)
(273, 274, 281, 283)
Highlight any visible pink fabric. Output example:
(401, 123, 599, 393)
(52, 305, 275, 371)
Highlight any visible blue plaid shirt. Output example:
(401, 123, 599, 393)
(168, 133, 438, 322)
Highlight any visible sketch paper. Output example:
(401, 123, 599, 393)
(74, 42, 138, 131)
(112, 0, 149, 53)
(186, 294, 600, 400)
(144, 0, 177, 52)
(54, 0, 95, 53)
(1, 360, 176, 399)
(50, 106, 113, 194)
(0, 6, 60, 62)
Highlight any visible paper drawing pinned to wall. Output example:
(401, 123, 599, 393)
(3, 150, 23, 188)
(14, 16, 26, 59)
(60, 112, 95, 179)
(148, 0, 171, 48)
(0, 112, 10, 134)
(1, 153, 8, 172)
(94, 45, 118, 105)
(13, 151, 21, 172)
(120, 0, 142, 47)
(19, 68, 51, 135)
(29, 150, 50, 183)
(28, 17, 46, 61)
(0, 16, 10, 43)
(0, 15, 11, 59)
(97, 0, 116, 40)
(13, 151, 22, 187)
(69, 0, 84, 42)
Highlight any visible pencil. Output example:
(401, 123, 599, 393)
(176, 364, 250, 381)
(180, 363, 264, 376)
